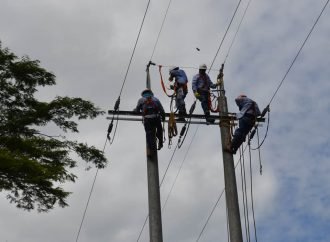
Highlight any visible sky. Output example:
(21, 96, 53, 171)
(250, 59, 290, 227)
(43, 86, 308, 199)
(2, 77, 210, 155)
(0, 0, 330, 241)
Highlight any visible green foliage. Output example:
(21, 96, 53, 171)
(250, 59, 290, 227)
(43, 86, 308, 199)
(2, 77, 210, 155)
(0, 42, 107, 212)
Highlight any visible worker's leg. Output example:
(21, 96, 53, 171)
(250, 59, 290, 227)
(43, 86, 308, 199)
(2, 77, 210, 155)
(144, 118, 157, 150)
(231, 116, 254, 153)
(176, 88, 187, 120)
(155, 118, 163, 150)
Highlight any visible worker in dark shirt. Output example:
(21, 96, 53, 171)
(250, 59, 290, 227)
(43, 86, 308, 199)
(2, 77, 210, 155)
(134, 89, 165, 152)
(225, 95, 261, 154)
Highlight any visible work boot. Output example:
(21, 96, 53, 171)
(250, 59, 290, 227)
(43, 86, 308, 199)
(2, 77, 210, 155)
(157, 141, 163, 150)
(177, 109, 187, 122)
(205, 111, 215, 124)
(224, 144, 235, 154)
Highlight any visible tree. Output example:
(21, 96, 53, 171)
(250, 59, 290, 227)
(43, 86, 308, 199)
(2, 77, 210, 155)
(0, 42, 108, 212)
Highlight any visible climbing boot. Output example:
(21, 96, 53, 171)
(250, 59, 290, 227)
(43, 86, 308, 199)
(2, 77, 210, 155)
(205, 111, 215, 124)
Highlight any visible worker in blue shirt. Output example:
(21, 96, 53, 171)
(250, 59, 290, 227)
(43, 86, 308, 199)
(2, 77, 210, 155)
(225, 95, 261, 154)
(134, 89, 165, 152)
(169, 66, 188, 121)
(192, 64, 219, 123)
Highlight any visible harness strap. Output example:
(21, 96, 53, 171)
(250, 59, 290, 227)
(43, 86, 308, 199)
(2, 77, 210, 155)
(159, 65, 175, 97)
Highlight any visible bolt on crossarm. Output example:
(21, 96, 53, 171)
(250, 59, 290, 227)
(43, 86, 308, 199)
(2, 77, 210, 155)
(217, 64, 243, 242)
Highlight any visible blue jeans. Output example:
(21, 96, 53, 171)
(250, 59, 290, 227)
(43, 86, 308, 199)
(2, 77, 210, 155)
(175, 87, 187, 115)
(231, 115, 255, 152)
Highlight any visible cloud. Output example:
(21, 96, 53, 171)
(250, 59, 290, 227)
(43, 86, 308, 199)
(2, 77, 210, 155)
(1, 0, 330, 241)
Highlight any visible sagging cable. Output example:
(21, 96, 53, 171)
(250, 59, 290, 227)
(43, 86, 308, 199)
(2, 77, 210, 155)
(177, 101, 196, 148)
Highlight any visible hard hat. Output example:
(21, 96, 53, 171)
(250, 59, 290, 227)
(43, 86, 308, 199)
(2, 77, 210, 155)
(237, 94, 247, 99)
(141, 88, 153, 97)
(199, 64, 207, 70)
(169, 66, 179, 72)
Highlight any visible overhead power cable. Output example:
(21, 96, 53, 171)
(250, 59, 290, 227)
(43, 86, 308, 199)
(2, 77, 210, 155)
(196, 1, 330, 237)
(75, 2, 152, 241)
(195, 145, 249, 242)
(224, 0, 253, 64)
(150, 0, 173, 60)
(268, 0, 329, 106)
(75, 138, 108, 242)
(209, 0, 243, 72)
(119, 0, 151, 96)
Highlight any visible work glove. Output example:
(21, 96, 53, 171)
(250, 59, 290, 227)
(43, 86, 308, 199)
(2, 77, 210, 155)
(170, 85, 174, 90)
(194, 92, 201, 99)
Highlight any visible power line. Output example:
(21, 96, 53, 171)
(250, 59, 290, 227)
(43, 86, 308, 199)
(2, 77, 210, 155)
(195, 145, 248, 241)
(209, 0, 243, 72)
(150, 0, 173, 61)
(268, 0, 329, 106)
(75, 137, 107, 242)
(195, 1, 330, 238)
(119, 0, 151, 96)
(75, 2, 152, 241)
(224, 0, 253, 64)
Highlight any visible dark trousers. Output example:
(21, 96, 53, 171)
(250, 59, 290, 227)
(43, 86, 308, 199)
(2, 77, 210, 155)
(144, 117, 163, 150)
(231, 115, 255, 152)
(199, 91, 209, 114)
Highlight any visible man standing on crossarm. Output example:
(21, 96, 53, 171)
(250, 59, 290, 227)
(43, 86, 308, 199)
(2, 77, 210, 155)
(192, 64, 219, 123)
(134, 89, 165, 152)
(225, 94, 261, 154)
(169, 66, 188, 121)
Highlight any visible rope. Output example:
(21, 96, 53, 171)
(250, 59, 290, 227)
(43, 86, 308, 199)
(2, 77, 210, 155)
(239, 146, 250, 242)
(256, 128, 263, 175)
(159, 65, 175, 97)
(242, 144, 251, 242)
(248, 141, 258, 242)
(251, 111, 270, 150)
(195, 144, 249, 242)
(168, 112, 178, 148)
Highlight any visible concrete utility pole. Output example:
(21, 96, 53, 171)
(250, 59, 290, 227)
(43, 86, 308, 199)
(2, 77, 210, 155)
(108, 64, 264, 241)
(145, 61, 163, 242)
(217, 64, 243, 242)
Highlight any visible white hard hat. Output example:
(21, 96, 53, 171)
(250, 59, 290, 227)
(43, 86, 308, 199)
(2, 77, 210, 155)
(199, 64, 207, 70)
(169, 66, 179, 72)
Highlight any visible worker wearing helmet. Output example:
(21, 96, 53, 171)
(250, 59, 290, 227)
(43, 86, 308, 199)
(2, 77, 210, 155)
(169, 66, 188, 121)
(133, 89, 165, 152)
(225, 95, 261, 154)
(192, 64, 219, 123)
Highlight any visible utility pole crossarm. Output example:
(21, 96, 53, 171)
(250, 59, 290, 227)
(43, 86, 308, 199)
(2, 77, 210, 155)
(107, 110, 265, 122)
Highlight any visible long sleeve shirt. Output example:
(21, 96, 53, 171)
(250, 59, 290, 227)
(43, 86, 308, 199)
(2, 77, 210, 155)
(169, 69, 188, 85)
(192, 73, 217, 92)
(134, 96, 165, 117)
(235, 96, 261, 119)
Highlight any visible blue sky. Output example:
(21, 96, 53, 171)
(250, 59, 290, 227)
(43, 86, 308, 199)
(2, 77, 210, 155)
(0, 0, 329, 241)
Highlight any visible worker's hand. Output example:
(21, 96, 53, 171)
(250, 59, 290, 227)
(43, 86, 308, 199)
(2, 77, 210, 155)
(194, 92, 201, 99)
(168, 77, 173, 82)
(170, 85, 174, 90)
